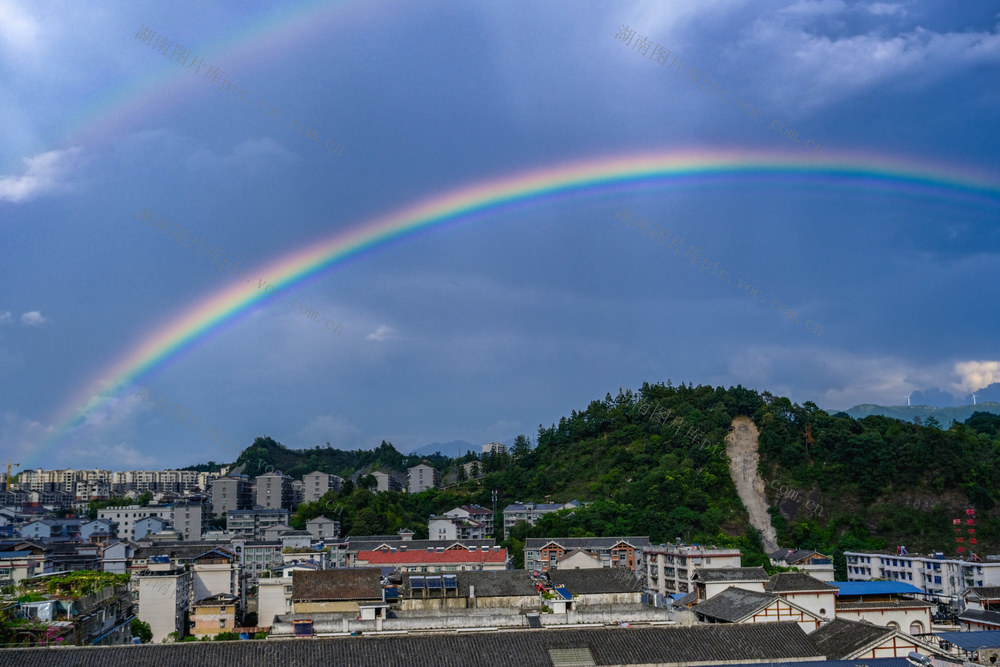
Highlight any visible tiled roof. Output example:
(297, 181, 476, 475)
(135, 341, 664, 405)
(933, 630, 1000, 651)
(837, 600, 932, 610)
(547, 568, 643, 595)
(0, 621, 822, 666)
(356, 548, 506, 565)
(808, 618, 893, 659)
(694, 587, 776, 622)
(769, 548, 826, 564)
(966, 587, 1000, 600)
(346, 538, 495, 552)
(693, 567, 768, 583)
(524, 536, 650, 550)
(291, 568, 383, 601)
(401, 570, 537, 598)
(765, 573, 838, 593)
(959, 609, 1000, 627)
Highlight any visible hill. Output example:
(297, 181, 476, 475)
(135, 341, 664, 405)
(190, 384, 1000, 574)
(842, 402, 1000, 424)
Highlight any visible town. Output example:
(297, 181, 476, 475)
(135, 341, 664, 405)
(3, 439, 1000, 667)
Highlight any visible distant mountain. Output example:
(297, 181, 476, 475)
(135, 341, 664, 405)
(407, 440, 477, 458)
(841, 402, 1000, 423)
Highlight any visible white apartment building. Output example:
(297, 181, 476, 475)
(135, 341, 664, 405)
(16, 468, 215, 495)
(99, 505, 172, 541)
(644, 543, 743, 596)
(302, 471, 343, 503)
(845, 550, 1000, 605)
(136, 562, 192, 643)
(408, 464, 441, 493)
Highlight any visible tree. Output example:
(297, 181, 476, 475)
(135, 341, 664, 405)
(511, 434, 532, 461)
(131, 618, 153, 643)
(457, 465, 468, 483)
(470, 462, 480, 478)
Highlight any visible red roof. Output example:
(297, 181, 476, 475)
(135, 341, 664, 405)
(356, 548, 507, 565)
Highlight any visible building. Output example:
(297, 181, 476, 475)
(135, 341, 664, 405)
(232, 539, 284, 582)
(305, 516, 340, 541)
(482, 442, 507, 456)
(545, 567, 644, 607)
(693, 586, 825, 632)
(255, 471, 294, 510)
(354, 544, 507, 573)
(845, 549, 1000, 605)
(502, 500, 581, 539)
(97, 505, 172, 541)
(190, 548, 240, 603)
(692, 567, 769, 601)
(960, 586, 1000, 630)
(769, 548, 835, 581)
(809, 617, 947, 659)
(764, 572, 837, 621)
(226, 508, 290, 541)
(190, 593, 238, 637)
(370, 471, 404, 493)
(209, 475, 253, 517)
(134, 515, 169, 541)
(407, 464, 440, 493)
(136, 559, 193, 643)
(302, 471, 343, 503)
(833, 581, 933, 634)
(427, 515, 490, 541)
(341, 536, 496, 568)
(290, 568, 384, 614)
(171, 501, 204, 542)
(0, 550, 41, 584)
(644, 542, 743, 596)
(399, 570, 539, 611)
(17, 572, 134, 646)
(524, 536, 649, 575)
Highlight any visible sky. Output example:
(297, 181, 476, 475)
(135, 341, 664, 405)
(1, 0, 999, 471)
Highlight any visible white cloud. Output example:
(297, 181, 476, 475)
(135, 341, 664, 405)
(295, 414, 365, 449)
(0, 311, 11, 324)
(20, 311, 46, 326)
(366, 325, 393, 342)
(952, 360, 1000, 394)
(0, 147, 81, 203)
(87, 442, 159, 468)
(0, 2, 40, 55)
(864, 3, 906, 17)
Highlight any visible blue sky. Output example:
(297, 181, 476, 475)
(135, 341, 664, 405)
(1, 0, 999, 470)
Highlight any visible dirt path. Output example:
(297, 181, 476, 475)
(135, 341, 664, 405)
(725, 415, 778, 551)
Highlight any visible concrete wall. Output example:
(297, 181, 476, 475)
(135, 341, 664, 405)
(399, 594, 539, 612)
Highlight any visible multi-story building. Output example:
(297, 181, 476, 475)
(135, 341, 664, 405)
(482, 442, 507, 456)
(354, 545, 508, 573)
(190, 593, 238, 637)
(97, 505, 174, 541)
(408, 464, 441, 493)
(502, 500, 581, 539)
(226, 509, 290, 541)
(845, 550, 1000, 605)
(209, 475, 253, 517)
(302, 471, 343, 503)
(136, 559, 193, 643)
(171, 501, 204, 543)
(643, 542, 743, 596)
(230, 538, 284, 582)
(524, 537, 649, 576)
(255, 471, 294, 510)
(305, 516, 340, 541)
(428, 515, 490, 541)
(371, 471, 404, 493)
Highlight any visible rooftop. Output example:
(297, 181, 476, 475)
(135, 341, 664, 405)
(933, 630, 1000, 651)
(808, 618, 894, 659)
(833, 581, 924, 597)
(546, 568, 643, 595)
(356, 548, 506, 565)
(291, 568, 383, 602)
(525, 536, 649, 550)
(693, 567, 769, 583)
(765, 572, 838, 593)
(694, 587, 777, 622)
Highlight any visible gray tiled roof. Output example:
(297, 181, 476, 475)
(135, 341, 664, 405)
(0, 621, 822, 666)
(346, 538, 495, 552)
(292, 568, 383, 601)
(402, 570, 537, 598)
(693, 567, 768, 583)
(694, 587, 776, 622)
(765, 572, 838, 593)
(769, 548, 825, 564)
(547, 568, 643, 595)
(959, 609, 1000, 627)
(808, 618, 893, 659)
(524, 536, 649, 550)
(966, 587, 1000, 599)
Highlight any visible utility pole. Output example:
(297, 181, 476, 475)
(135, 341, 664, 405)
(491, 489, 498, 539)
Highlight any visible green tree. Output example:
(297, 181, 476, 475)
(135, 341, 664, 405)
(131, 618, 153, 643)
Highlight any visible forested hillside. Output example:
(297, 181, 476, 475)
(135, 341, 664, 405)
(198, 382, 1000, 575)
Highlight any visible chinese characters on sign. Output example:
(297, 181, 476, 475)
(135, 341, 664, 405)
(613, 25, 823, 152)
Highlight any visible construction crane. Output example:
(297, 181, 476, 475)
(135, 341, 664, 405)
(5, 460, 19, 492)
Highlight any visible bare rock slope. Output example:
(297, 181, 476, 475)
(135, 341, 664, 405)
(725, 415, 778, 551)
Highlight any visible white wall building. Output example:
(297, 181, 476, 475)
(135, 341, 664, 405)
(845, 550, 1000, 605)
(644, 543, 743, 596)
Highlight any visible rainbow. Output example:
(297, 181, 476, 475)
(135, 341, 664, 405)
(43, 149, 1000, 463)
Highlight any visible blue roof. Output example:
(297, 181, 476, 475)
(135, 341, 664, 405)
(0, 550, 31, 558)
(554, 587, 572, 600)
(834, 581, 924, 596)
(934, 631, 1000, 651)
